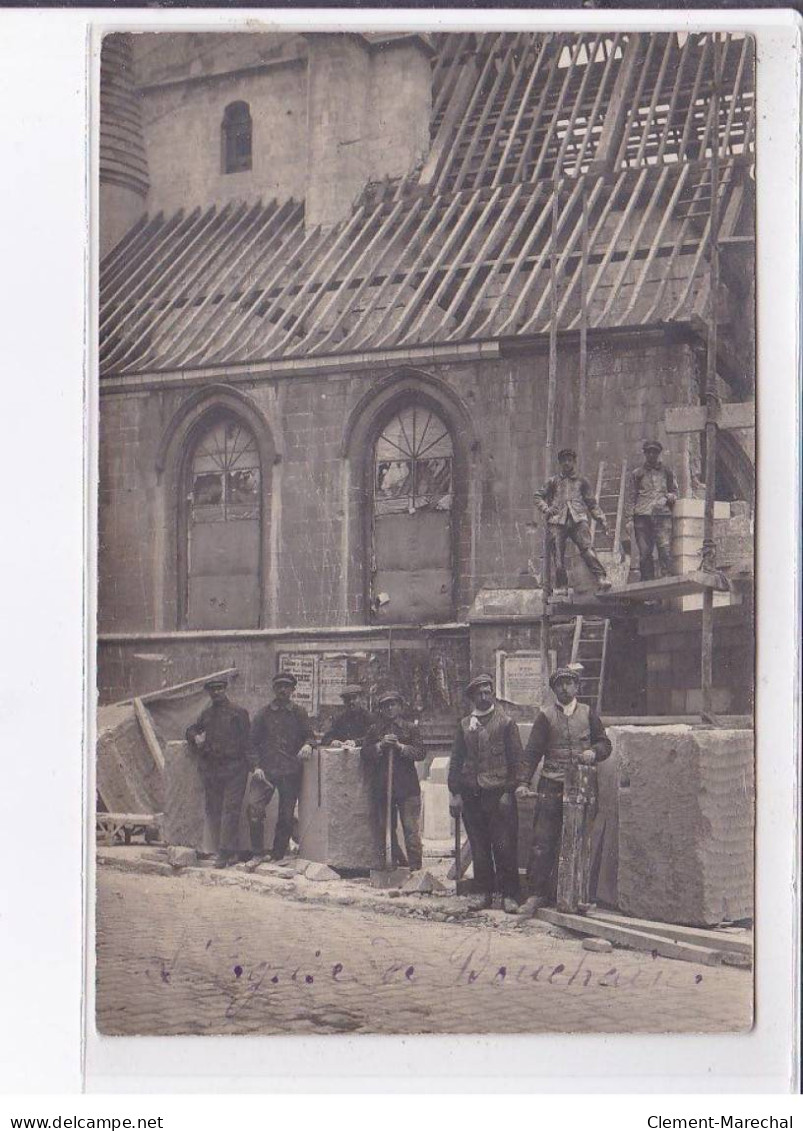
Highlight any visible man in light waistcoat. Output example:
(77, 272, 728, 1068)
(517, 665, 611, 916)
(448, 673, 527, 913)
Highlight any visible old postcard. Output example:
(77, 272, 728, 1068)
(95, 27, 757, 1038)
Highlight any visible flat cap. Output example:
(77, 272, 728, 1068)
(642, 439, 663, 452)
(465, 673, 494, 696)
(341, 684, 363, 698)
(204, 677, 228, 690)
(557, 447, 576, 460)
(377, 689, 403, 706)
(272, 671, 297, 688)
(549, 663, 584, 691)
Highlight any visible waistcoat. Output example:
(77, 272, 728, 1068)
(540, 702, 592, 781)
(458, 708, 516, 790)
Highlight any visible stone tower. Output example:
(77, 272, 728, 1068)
(99, 33, 149, 259)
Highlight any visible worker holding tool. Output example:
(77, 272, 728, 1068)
(185, 677, 250, 869)
(320, 685, 375, 746)
(624, 439, 679, 581)
(534, 447, 611, 595)
(362, 690, 425, 871)
(246, 671, 315, 869)
(448, 673, 525, 914)
(517, 664, 611, 916)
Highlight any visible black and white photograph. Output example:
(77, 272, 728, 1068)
(95, 26, 758, 1039)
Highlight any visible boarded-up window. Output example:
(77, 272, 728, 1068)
(371, 406, 454, 624)
(186, 417, 261, 628)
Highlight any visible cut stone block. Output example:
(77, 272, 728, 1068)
(163, 741, 206, 850)
(421, 780, 454, 840)
(305, 862, 339, 882)
(614, 725, 754, 926)
(427, 756, 451, 785)
(298, 745, 383, 869)
(167, 845, 198, 868)
(402, 870, 446, 894)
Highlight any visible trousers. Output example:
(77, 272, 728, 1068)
(526, 778, 565, 901)
(200, 762, 248, 854)
(247, 771, 301, 859)
(381, 795, 423, 871)
(547, 519, 607, 589)
(460, 787, 520, 900)
(633, 514, 673, 580)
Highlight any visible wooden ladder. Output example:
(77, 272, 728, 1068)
(571, 459, 628, 711)
(570, 614, 610, 711)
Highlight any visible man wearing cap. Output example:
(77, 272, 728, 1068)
(320, 686, 375, 746)
(517, 665, 611, 915)
(448, 673, 526, 913)
(625, 440, 679, 581)
(362, 691, 425, 871)
(247, 672, 315, 867)
(185, 677, 250, 868)
(534, 448, 611, 594)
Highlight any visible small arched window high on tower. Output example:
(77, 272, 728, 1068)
(222, 101, 252, 174)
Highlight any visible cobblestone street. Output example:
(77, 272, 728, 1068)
(96, 865, 752, 1036)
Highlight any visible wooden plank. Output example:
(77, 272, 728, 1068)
(133, 697, 165, 773)
(656, 33, 692, 163)
(622, 163, 691, 322)
(535, 907, 725, 966)
(598, 165, 671, 324)
(530, 36, 586, 183)
(130, 666, 238, 706)
(452, 34, 519, 193)
(554, 33, 605, 175)
(97, 812, 159, 824)
(633, 34, 676, 168)
(435, 33, 503, 193)
(512, 35, 563, 183)
(586, 909, 753, 955)
(592, 33, 647, 172)
(665, 402, 755, 435)
(601, 570, 729, 601)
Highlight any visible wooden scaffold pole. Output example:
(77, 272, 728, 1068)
(700, 36, 723, 718)
(540, 179, 561, 699)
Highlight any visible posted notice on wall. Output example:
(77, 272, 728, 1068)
(278, 653, 319, 715)
(496, 650, 555, 706)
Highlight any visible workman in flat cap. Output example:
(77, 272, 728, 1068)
(448, 673, 526, 913)
(320, 685, 375, 746)
(534, 447, 611, 594)
(246, 671, 315, 868)
(362, 690, 425, 871)
(518, 664, 611, 915)
(625, 439, 679, 581)
(185, 677, 250, 868)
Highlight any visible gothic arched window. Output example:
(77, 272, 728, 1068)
(185, 414, 261, 628)
(222, 101, 252, 174)
(371, 404, 454, 623)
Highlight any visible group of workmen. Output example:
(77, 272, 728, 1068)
(185, 664, 610, 916)
(184, 437, 675, 911)
(536, 439, 678, 591)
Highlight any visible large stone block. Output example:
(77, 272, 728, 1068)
(298, 746, 383, 869)
(421, 780, 454, 840)
(614, 725, 754, 926)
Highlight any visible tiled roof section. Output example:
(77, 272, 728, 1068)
(99, 31, 755, 377)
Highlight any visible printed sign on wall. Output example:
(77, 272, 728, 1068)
(278, 653, 319, 715)
(319, 655, 349, 706)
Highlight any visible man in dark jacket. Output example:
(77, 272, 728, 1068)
(625, 439, 679, 581)
(362, 690, 425, 871)
(185, 677, 250, 868)
(246, 671, 314, 868)
(320, 685, 375, 746)
(534, 447, 611, 594)
(517, 665, 612, 915)
(448, 673, 526, 913)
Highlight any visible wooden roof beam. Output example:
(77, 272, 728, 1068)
(589, 33, 648, 175)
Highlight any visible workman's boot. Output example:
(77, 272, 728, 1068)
(244, 820, 268, 871)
